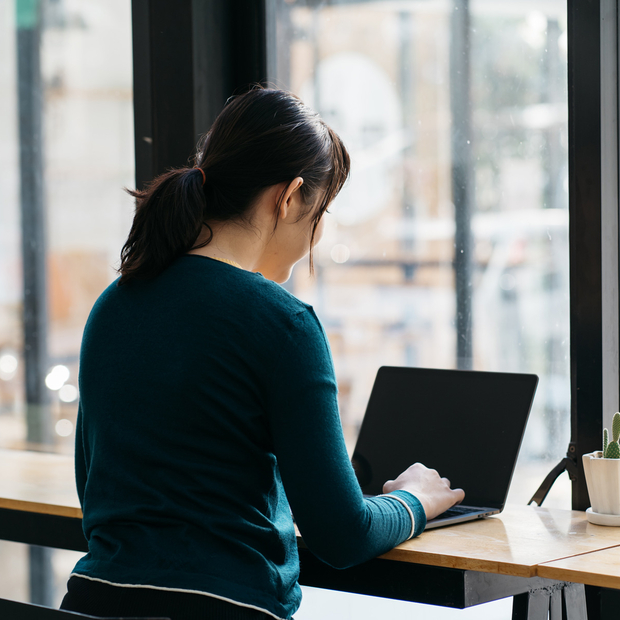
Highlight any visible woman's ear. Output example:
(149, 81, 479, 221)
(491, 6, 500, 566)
(278, 177, 304, 220)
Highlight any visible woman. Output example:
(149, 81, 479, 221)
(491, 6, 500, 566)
(60, 88, 464, 620)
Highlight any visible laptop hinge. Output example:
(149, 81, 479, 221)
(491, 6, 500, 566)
(527, 442, 578, 506)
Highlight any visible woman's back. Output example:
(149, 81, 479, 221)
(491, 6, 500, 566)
(75, 256, 321, 617)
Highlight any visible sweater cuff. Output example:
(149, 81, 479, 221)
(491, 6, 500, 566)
(387, 490, 427, 538)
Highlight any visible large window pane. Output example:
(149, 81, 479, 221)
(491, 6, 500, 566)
(0, 0, 134, 455)
(271, 0, 570, 507)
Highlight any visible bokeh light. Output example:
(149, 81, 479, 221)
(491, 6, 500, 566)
(0, 353, 18, 381)
(59, 384, 78, 403)
(330, 244, 351, 264)
(55, 419, 74, 437)
(45, 365, 70, 391)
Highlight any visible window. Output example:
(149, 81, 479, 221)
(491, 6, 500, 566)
(0, 0, 134, 454)
(270, 0, 571, 506)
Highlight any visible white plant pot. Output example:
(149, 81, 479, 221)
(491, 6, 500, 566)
(583, 451, 620, 515)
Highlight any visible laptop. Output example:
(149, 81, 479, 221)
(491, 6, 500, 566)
(351, 366, 538, 529)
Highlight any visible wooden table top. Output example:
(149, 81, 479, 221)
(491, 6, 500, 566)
(0, 448, 82, 519)
(379, 504, 620, 578)
(2, 447, 620, 585)
(538, 545, 620, 589)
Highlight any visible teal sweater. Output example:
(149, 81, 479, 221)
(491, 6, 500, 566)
(72, 255, 425, 620)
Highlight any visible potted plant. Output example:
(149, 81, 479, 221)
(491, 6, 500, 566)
(583, 412, 620, 524)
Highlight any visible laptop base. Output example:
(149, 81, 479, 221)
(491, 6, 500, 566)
(425, 505, 499, 529)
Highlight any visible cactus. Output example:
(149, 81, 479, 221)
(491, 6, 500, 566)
(603, 415, 620, 458)
(613, 412, 620, 443)
(605, 441, 620, 459)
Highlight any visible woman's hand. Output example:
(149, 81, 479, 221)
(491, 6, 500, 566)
(383, 463, 465, 521)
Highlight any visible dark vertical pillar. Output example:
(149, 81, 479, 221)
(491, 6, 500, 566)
(28, 546, 54, 607)
(568, 0, 603, 511)
(192, 0, 232, 137)
(132, 0, 268, 189)
(450, 0, 474, 370)
(15, 0, 53, 606)
(16, 0, 50, 447)
(230, 0, 267, 92)
(132, 0, 196, 187)
(130, 0, 153, 190)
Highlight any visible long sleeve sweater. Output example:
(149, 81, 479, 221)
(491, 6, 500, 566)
(71, 255, 425, 620)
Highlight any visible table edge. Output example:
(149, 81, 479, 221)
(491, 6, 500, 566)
(0, 497, 82, 519)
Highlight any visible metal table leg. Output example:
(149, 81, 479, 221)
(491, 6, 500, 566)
(512, 581, 588, 620)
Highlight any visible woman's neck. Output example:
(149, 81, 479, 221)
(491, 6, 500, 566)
(186, 182, 310, 284)
(187, 220, 262, 272)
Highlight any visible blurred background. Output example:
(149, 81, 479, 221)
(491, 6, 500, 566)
(0, 0, 570, 617)
(272, 0, 570, 504)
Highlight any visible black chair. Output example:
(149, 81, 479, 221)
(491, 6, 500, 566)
(0, 596, 170, 620)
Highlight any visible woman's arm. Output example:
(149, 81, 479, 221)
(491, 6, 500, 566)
(266, 308, 442, 568)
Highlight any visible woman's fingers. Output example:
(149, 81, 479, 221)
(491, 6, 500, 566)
(452, 487, 466, 504)
(382, 479, 395, 494)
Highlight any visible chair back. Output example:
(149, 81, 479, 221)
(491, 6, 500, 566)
(0, 596, 170, 620)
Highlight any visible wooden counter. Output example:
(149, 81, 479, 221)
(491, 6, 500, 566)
(0, 448, 81, 519)
(381, 504, 620, 578)
(539, 545, 620, 589)
(0, 446, 617, 582)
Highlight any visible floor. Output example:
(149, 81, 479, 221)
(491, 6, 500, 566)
(296, 586, 514, 619)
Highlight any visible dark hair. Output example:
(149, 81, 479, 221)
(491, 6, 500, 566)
(118, 87, 350, 284)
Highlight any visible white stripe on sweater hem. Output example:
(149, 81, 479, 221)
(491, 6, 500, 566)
(69, 573, 286, 620)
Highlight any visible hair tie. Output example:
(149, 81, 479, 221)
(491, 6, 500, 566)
(194, 167, 206, 186)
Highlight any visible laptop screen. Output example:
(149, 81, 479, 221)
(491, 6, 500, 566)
(351, 366, 538, 508)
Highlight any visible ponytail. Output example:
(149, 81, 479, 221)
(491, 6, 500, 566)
(118, 87, 350, 285)
(118, 168, 209, 285)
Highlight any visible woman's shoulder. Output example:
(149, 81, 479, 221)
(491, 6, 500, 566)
(176, 255, 311, 311)
(86, 257, 318, 331)
(238, 269, 322, 337)
(173, 258, 326, 347)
